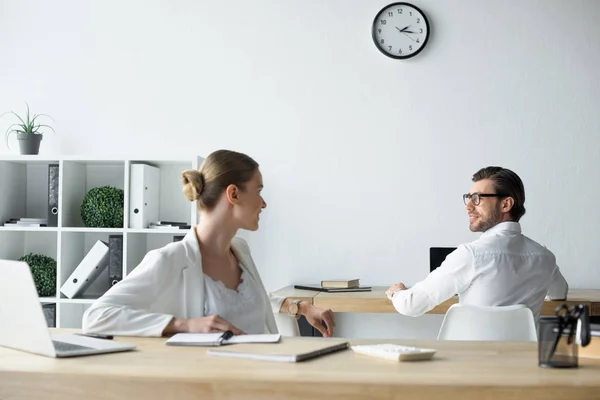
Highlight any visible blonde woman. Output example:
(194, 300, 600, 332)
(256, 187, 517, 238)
(83, 150, 335, 337)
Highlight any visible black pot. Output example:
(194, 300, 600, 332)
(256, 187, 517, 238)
(17, 133, 42, 155)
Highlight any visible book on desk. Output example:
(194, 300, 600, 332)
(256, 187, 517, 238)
(207, 337, 349, 362)
(166, 332, 281, 347)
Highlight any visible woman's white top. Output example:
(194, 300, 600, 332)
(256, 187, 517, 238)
(203, 268, 267, 334)
(82, 229, 284, 337)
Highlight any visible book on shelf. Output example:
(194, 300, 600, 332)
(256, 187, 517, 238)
(3, 218, 48, 227)
(166, 333, 281, 347)
(321, 279, 360, 288)
(149, 224, 191, 230)
(294, 284, 372, 293)
(154, 221, 189, 226)
(60, 240, 110, 299)
(207, 337, 349, 363)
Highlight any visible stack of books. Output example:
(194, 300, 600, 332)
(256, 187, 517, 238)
(3, 218, 48, 227)
(294, 279, 371, 293)
(148, 221, 191, 230)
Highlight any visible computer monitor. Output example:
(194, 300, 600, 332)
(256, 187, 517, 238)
(429, 247, 457, 273)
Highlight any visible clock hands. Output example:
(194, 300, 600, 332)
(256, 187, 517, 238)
(396, 25, 417, 40)
(402, 32, 416, 42)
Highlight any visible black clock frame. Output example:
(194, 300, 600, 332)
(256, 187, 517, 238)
(372, 2, 431, 60)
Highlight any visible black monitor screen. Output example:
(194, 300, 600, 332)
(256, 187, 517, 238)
(429, 247, 457, 273)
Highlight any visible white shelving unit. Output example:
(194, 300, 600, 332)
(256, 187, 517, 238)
(0, 155, 203, 328)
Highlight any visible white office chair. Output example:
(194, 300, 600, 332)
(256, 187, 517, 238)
(437, 304, 538, 342)
(273, 312, 301, 337)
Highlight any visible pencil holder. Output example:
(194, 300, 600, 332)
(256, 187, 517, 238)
(538, 316, 578, 368)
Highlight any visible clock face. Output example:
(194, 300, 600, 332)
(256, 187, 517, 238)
(372, 2, 430, 59)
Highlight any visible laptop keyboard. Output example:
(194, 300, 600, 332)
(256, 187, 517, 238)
(52, 340, 94, 353)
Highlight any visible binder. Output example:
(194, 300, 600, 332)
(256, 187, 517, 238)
(108, 235, 123, 286)
(41, 303, 56, 328)
(60, 240, 110, 299)
(129, 164, 160, 229)
(47, 164, 59, 227)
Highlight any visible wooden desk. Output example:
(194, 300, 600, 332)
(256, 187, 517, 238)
(274, 287, 600, 316)
(1, 332, 600, 400)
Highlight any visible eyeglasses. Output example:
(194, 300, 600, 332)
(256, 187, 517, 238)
(462, 192, 507, 206)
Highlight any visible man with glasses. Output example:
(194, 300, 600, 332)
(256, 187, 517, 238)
(385, 166, 568, 321)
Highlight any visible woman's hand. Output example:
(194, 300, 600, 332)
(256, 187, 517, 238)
(301, 303, 335, 338)
(163, 314, 244, 335)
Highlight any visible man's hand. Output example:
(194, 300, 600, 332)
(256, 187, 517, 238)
(385, 282, 408, 300)
(301, 303, 335, 338)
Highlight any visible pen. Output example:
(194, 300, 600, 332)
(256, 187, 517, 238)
(217, 330, 234, 346)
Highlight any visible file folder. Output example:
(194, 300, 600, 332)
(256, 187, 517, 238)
(60, 240, 109, 299)
(129, 164, 160, 229)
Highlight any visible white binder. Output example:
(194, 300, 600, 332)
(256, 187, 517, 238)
(129, 164, 160, 229)
(60, 240, 110, 299)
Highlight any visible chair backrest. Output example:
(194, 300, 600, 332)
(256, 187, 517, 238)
(272, 312, 301, 337)
(437, 304, 537, 342)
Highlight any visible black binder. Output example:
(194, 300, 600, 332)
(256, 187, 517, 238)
(42, 303, 56, 328)
(108, 235, 123, 286)
(47, 164, 59, 227)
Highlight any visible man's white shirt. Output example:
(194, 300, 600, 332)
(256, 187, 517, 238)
(391, 222, 568, 321)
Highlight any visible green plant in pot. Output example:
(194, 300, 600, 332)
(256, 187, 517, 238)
(81, 186, 124, 228)
(19, 253, 57, 297)
(1, 103, 55, 155)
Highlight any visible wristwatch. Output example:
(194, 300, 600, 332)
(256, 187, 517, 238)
(287, 299, 302, 319)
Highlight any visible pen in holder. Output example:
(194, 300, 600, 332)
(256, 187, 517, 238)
(538, 304, 591, 368)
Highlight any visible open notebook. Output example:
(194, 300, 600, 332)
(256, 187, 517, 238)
(165, 333, 281, 347)
(207, 337, 349, 362)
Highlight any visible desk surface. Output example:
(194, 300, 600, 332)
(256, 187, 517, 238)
(1, 331, 600, 400)
(274, 287, 600, 316)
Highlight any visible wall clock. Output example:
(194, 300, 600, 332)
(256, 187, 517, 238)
(372, 2, 430, 59)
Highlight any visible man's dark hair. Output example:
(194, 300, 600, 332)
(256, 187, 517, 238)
(472, 166, 526, 222)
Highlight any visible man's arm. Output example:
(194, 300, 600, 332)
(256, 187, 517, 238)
(389, 245, 474, 317)
(546, 265, 568, 300)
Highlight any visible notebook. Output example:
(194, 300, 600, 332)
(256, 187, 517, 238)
(207, 337, 349, 362)
(165, 333, 281, 347)
(351, 344, 436, 361)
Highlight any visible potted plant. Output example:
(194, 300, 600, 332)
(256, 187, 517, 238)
(81, 186, 125, 228)
(1, 103, 55, 155)
(18, 253, 57, 297)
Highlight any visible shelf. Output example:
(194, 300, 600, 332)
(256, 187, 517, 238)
(0, 226, 59, 232)
(60, 298, 98, 304)
(127, 228, 190, 234)
(0, 154, 202, 329)
(61, 227, 125, 233)
(39, 297, 58, 303)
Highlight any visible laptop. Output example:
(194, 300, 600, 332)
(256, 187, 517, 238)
(429, 247, 457, 273)
(0, 259, 135, 358)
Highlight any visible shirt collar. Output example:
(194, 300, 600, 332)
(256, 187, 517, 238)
(480, 221, 521, 238)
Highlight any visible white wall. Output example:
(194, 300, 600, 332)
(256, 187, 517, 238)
(1, 0, 600, 298)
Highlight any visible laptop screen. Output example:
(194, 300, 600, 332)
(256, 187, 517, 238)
(429, 247, 457, 273)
